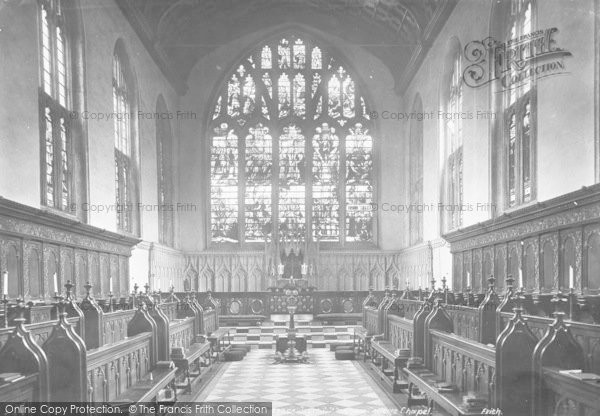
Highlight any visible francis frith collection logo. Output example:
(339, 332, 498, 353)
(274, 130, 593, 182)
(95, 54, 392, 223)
(462, 27, 572, 90)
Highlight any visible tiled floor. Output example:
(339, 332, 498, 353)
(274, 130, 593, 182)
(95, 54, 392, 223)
(196, 349, 401, 416)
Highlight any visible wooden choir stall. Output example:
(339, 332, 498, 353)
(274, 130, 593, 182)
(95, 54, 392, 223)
(0, 282, 220, 404)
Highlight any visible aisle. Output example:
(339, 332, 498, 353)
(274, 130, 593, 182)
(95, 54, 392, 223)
(195, 349, 400, 416)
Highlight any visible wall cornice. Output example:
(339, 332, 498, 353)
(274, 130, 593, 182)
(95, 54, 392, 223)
(443, 184, 600, 253)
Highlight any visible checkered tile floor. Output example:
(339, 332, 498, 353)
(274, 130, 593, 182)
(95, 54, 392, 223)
(196, 349, 401, 415)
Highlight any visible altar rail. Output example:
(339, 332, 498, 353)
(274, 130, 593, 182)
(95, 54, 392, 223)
(196, 290, 382, 319)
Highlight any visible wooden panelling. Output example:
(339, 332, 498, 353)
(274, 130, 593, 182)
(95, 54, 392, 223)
(445, 185, 600, 295)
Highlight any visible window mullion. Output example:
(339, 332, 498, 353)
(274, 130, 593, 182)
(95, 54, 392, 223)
(306, 102, 313, 242)
(340, 128, 347, 246)
(272, 49, 280, 244)
(516, 100, 524, 205)
(52, 104, 62, 209)
(239, 129, 246, 245)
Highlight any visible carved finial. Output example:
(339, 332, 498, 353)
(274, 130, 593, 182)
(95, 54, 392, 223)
(133, 283, 139, 295)
(431, 277, 436, 290)
(487, 275, 496, 290)
(64, 280, 74, 301)
(506, 275, 515, 290)
(84, 281, 93, 300)
(441, 276, 447, 290)
(144, 283, 150, 294)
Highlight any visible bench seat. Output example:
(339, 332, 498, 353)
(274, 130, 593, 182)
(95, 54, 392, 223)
(172, 342, 212, 393)
(403, 367, 488, 416)
(208, 328, 231, 361)
(369, 340, 409, 393)
(115, 361, 177, 403)
(372, 341, 397, 361)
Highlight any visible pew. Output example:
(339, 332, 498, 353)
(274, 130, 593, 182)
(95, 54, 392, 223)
(532, 294, 587, 416)
(366, 292, 413, 393)
(0, 279, 222, 405)
(358, 276, 600, 416)
(495, 291, 537, 416)
(0, 303, 49, 402)
(404, 299, 497, 415)
(169, 315, 211, 394)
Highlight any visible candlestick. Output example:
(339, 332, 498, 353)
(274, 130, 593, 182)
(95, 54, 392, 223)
(569, 287, 575, 320)
(569, 265, 574, 289)
(2, 271, 7, 296)
(108, 291, 114, 312)
(518, 268, 523, 289)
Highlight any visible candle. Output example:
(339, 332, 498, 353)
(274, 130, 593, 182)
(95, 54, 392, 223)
(569, 265, 574, 289)
(2, 271, 7, 296)
(53, 273, 58, 293)
(169, 279, 173, 288)
(109, 277, 113, 293)
(467, 271, 471, 287)
(518, 268, 523, 288)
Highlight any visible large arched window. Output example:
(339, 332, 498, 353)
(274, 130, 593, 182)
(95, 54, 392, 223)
(491, 0, 537, 210)
(113, 42, 139, 235)
(157, 96, 175, 247)
(39, 0, 85, 215)
(209, 34, 374, 245)
(409, 94, 424, 245)
(441, 43, 463, 232)
(505, 0, 535, 208)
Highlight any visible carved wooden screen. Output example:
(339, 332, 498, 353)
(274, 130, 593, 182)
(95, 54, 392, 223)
(210, 34, 374, 246)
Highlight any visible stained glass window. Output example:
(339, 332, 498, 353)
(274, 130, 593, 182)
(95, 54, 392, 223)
(444, 50, 463, 231)
(312, 123, 339, 241)
(113, 51, 133, 233)
(245, 124, 272, 242)
(504, 0, 536, 208)
(210, 34, 374, 245)
(39, 0, 72, 212)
